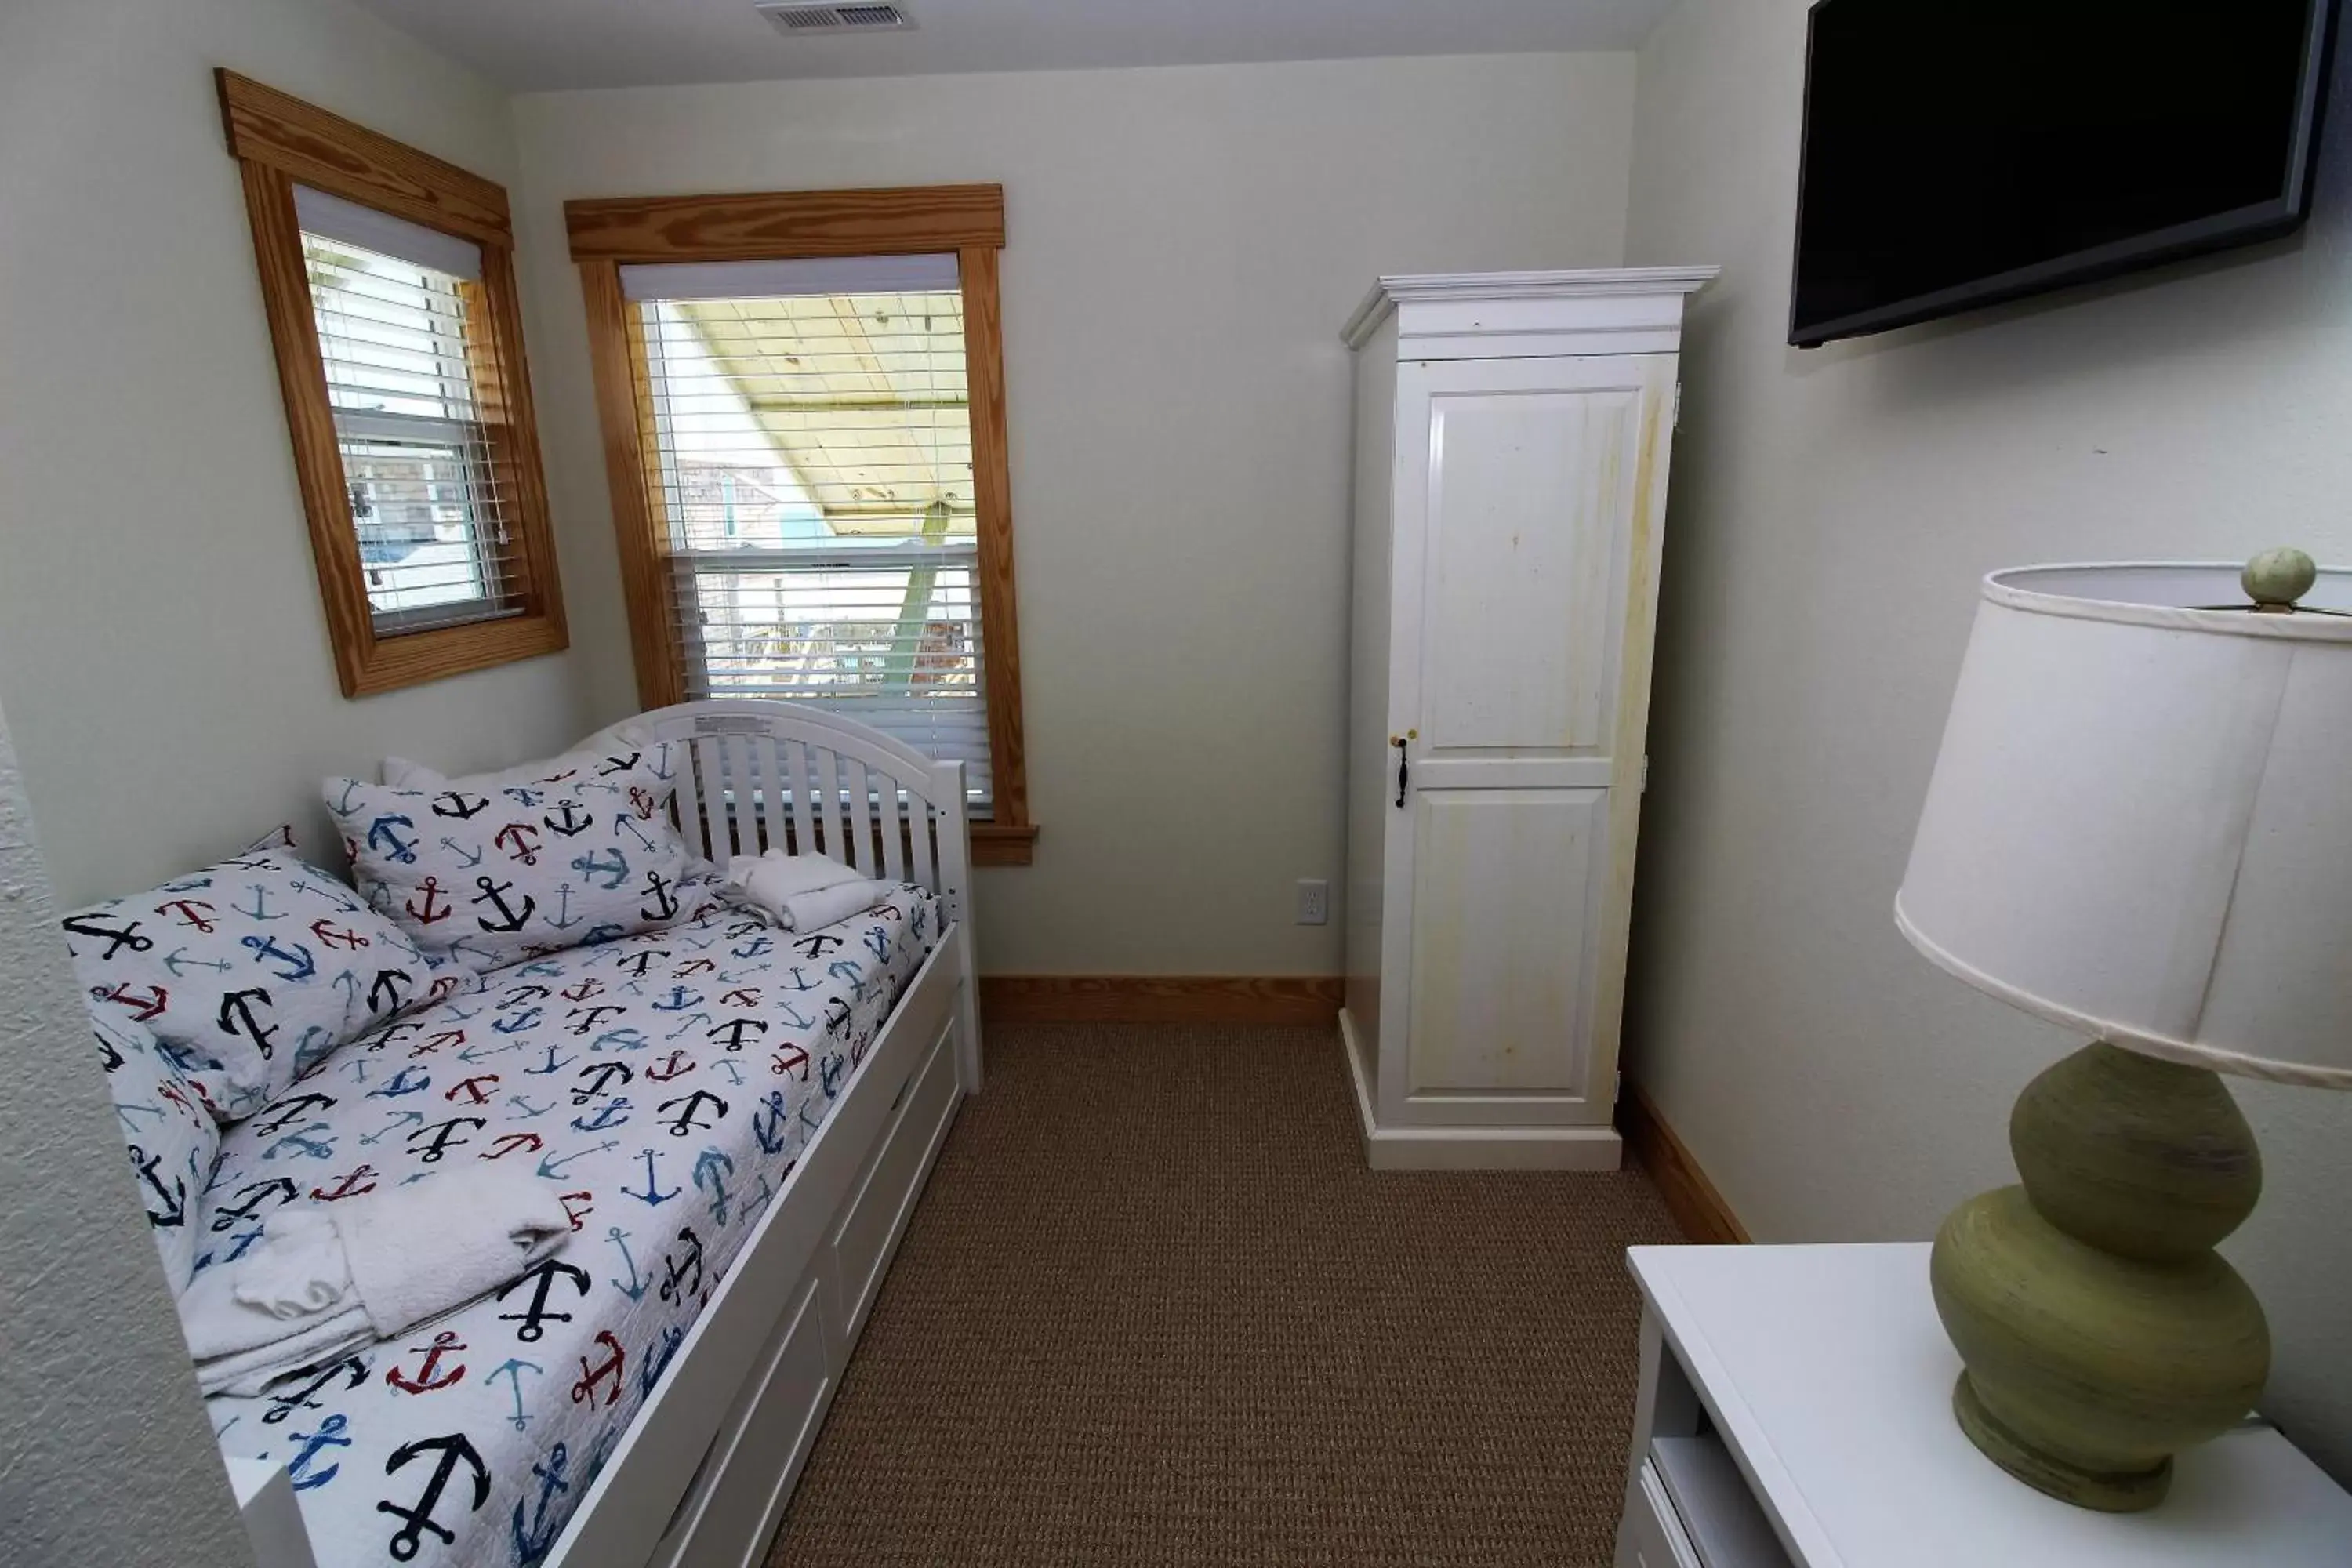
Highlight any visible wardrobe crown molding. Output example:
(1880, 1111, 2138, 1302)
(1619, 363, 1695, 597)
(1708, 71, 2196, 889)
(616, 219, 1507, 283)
(1342, 266, 1721, 350)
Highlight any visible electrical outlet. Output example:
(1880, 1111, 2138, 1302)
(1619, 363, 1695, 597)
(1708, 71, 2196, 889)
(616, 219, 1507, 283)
(1295, 879, 1330, 926)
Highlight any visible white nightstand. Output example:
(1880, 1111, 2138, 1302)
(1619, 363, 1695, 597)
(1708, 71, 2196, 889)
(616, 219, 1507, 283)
(1614, 1243, 2352, 1567)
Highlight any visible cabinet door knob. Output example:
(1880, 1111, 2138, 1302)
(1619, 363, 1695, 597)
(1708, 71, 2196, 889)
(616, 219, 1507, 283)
(1394, 736, 1410, 808)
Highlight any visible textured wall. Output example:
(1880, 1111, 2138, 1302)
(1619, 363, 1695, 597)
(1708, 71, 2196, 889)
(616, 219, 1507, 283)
(0, 698, 250, 1564)
(510, 52, 1638, 975)
(0, 0, 598, 909)
(1622, 0, 2352, 1478)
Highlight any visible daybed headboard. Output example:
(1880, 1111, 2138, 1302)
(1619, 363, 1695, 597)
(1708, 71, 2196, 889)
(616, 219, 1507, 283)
(632, 699, 974, 927)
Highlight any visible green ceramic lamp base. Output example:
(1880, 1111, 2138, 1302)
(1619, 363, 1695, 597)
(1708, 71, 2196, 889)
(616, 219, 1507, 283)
(1929, 1042, 2271, 1513)
(1952, 1370, 2172, 1512)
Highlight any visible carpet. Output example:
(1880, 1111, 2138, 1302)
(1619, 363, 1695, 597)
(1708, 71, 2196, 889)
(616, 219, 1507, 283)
(766, 1022, 1684, 1567)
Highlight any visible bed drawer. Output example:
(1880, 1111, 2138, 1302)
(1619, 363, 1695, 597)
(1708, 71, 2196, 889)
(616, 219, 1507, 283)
(652, 1263, 837, 1568)
(829, 1014, 960, 1342)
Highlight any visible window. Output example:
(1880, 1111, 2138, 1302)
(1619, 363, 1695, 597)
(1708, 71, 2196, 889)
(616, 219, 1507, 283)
(568, 187, 1033, 864)
(220, 71, 565, 695)
(299, 192, 514, 633)
(631, 257, 989, 796)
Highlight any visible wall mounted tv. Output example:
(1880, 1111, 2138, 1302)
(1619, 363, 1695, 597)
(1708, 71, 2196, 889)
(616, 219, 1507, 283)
(1789, 0, 2341, 348)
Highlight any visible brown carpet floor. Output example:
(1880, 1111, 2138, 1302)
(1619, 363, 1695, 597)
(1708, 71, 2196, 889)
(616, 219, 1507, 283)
(765, 1022, 1683, 1567)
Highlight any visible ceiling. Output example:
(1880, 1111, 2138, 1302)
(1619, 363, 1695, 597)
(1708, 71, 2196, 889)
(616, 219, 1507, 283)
(350, 0, 1675, 92)
(672, 292, 978, 534)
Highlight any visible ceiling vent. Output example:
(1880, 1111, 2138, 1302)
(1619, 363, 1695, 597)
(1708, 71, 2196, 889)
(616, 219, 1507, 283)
(755, 2, 915, 34)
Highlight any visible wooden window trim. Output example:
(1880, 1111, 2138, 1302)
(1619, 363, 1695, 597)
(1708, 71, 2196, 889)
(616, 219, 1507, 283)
(567, 184, 1035, 866)
(219, 70, 567, 698)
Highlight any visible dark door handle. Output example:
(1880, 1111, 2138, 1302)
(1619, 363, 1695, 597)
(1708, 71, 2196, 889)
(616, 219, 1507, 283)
(1394, 736, 1410, 808)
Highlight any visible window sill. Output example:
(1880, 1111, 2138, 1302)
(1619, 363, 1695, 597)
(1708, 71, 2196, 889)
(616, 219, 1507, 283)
(343, 611, 568, 699)
(971, 822, 1038, 867)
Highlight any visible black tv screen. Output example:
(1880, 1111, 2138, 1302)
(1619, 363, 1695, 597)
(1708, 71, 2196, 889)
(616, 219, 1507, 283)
(1790, 0, 2339, 347)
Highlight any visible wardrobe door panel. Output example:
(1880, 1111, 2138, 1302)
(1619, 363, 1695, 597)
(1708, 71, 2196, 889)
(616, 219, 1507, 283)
(1405, 786, 1605, 1100)
(1421, 383, 1636, 757)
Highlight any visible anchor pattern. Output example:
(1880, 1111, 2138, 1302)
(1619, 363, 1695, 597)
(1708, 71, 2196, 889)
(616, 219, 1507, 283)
(331, 746, 709, 974)
(94, 1010, 220, 1293)
(64, 848, 434, 1117)
(194, 882, 938, 1568)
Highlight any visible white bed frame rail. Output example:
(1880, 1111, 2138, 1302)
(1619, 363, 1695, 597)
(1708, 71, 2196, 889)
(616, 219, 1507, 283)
(234, 701, 982, 1568)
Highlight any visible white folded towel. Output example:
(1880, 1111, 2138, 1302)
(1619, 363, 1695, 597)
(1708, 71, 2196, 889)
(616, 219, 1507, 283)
(724, 850, 899, 931)
(180, 1207, 374, 1396)
(180, 1169, 570, 1396)
(778, 877, 900, 934)
(234, 1207, 352, 1320)
(195, 1313, 376, 1399)
(334, 1167, 570, 1337)
(724, 848, 860, 906)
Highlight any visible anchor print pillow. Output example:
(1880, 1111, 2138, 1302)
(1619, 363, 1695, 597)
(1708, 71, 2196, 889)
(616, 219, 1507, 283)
(62, 850, 438, 1120)
(93, 1011, 220, 1295)
(328, 741, 704, 972)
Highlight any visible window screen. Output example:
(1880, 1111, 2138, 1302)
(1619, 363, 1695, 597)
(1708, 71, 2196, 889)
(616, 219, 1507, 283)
(622, 254, 990, 803)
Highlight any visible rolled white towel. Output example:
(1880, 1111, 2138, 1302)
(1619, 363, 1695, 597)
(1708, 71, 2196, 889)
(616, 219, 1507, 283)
(778, 877, 902, 933)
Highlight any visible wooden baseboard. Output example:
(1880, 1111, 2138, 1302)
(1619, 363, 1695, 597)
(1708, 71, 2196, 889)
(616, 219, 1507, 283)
(1618, 1083, 1749, 1245)
(978, 975, 1344, 1025)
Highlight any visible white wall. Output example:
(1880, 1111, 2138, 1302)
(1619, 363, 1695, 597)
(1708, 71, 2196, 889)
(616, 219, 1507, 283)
(511, 53, 1637, 974)
(0, 0, 597, 909)
(1624, 0, 2352, 1476)
(0, 697, 251, 1566)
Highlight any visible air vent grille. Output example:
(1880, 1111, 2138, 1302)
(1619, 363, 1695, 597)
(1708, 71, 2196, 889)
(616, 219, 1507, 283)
(756, 1, 914, 33)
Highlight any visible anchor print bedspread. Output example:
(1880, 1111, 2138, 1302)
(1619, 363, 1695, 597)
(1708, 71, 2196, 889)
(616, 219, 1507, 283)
(198, 882, 942, 1568)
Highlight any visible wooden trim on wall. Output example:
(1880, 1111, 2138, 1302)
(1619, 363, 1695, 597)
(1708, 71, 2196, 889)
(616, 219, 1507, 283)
(1618, 1083, 1750, 1246)
(969, 822, 1037, 868)
(564, 184, 1006, 263)
(979, 976, 1344, 1025)
(221, 71, 566, 698)
(579, 258, 687, 711)
(568, 183, 1035, 851)
(960, 244, 1030, 832)
(217, 70, 510, 249)
(238, 159, 371, 689)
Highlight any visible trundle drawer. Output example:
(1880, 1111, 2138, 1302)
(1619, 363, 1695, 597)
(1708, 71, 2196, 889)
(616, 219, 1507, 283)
(650, 1265, 836, 1568)
(829, 1015, 960, 1341)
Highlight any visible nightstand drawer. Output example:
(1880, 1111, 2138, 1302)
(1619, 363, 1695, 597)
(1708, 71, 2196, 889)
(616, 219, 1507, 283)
(1651, 1436, 1791, 1567)
(1617, 1458, 1702, 1568)
(1617, 1437, 1792, 1568)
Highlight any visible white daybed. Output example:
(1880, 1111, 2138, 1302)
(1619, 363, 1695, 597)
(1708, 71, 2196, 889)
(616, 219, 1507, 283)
(232, 699, 983, 1568)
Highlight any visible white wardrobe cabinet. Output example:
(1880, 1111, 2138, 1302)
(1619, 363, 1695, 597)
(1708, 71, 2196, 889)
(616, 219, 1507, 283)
(1338, 269, 1715, 1170)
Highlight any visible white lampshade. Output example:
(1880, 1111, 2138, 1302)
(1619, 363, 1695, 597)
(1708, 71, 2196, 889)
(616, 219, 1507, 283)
(1897, 562, 2352, 1090)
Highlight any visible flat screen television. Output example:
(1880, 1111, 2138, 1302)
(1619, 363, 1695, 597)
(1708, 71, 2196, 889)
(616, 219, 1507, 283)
(1789, 0, 2341, 347)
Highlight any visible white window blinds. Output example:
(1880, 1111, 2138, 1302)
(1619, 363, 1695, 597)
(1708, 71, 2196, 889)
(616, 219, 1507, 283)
(296, 186, 518, 635)
(624, 253, 992, 804)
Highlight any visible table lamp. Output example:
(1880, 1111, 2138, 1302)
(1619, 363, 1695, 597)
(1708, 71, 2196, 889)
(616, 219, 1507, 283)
(1896, 551, 2351, 1512)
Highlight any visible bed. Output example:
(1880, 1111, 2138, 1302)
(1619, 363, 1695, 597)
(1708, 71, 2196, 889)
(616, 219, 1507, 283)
(212, 699, 983, 1568)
